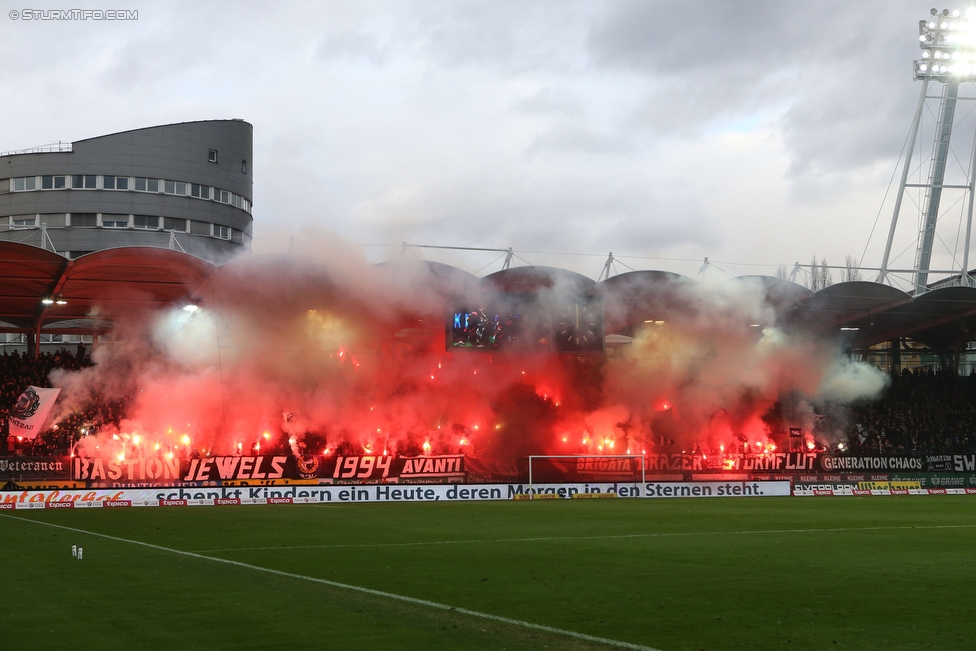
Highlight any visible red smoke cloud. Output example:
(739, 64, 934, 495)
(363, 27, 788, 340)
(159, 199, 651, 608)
(51, 244, 887, 469)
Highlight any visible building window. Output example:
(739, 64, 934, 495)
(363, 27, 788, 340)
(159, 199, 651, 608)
(101, 215, 129, 228)
(135, 178, 160, 192)
(242, 159, 247, 174)
(38, 175, 66, 189)
(175, 182, 187, 195)
(214, 224, 230, 240)
(39, 176, 65, 190)
(13, 177, 36, 191)
(11, 215, 37, 228)
(103, 175, 116, 189)
(208, 149, 218, 163)
(70, 213, 97, 227)
(163, 217, 187, 232)
(191, 184, 210, 199)
(133, 215, 159, 229)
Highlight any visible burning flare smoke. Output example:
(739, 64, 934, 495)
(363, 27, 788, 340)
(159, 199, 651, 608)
(49, 240, 887, 472)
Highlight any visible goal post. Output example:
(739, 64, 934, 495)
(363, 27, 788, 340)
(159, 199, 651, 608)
(526, 454, 646, 490)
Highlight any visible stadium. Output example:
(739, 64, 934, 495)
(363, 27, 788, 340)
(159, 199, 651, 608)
(4, 8, 976, 651)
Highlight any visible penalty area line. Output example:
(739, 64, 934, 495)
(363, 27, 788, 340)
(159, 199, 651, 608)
(0, 513, 661, 651)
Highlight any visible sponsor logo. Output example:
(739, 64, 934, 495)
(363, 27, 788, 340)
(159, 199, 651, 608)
(45, 501, 73, 509)
(159, 499, 187, 507)
(858, 480, 921, 491)
(215, 498, 241, 506)
(796, 483, 856, 492)
(927, 488, 948, 495)
(852, 489, 872, 496)
(891, 489, 910, 495)
(813, 489, 834, 496)
(268, 497, 293, 505)
(104, 500, 131, 507)
(931, 476, 965, 487)
(0, 502, 16, 510)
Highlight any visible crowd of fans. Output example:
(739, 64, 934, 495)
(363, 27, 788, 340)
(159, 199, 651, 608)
(838, 368, 976, 456)
(1, 347, 128, 456)
(3, 349, 976, 458)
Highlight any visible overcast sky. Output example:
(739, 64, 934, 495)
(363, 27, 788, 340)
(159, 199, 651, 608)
(0, 1, 963, 285)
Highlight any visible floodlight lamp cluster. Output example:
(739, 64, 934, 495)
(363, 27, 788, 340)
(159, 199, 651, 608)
(915, 8, 976, 80)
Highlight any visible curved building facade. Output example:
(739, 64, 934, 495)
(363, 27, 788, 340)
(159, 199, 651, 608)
(0, 119, 252, 263)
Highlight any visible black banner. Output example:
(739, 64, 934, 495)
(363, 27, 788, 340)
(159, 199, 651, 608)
(3, 452, 970, 487)
(0, 457, 70, 480)
(65, 454, 466, 486)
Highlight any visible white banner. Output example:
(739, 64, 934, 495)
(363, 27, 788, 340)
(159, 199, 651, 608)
(9, 386, 61, 439)
(0, 481, 793, 509)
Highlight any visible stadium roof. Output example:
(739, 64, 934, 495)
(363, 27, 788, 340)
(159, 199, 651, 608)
(2, 241, 976, 351)
(0, 242, 213, 333)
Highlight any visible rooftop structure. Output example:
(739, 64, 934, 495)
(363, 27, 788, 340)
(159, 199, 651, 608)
(0, 119, 253, 263)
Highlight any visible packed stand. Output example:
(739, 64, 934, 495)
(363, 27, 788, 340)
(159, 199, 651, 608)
(1, 348, 128, 456)
(839, 369, 976, 456)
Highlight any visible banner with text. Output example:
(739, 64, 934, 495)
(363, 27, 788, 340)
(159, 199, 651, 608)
(0, 480, 792, 508)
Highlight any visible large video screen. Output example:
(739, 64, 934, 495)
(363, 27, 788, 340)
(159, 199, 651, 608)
(448, 297, 604, 353)
(449, 307, 534, 351)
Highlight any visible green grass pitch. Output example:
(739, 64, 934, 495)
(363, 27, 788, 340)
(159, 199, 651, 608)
(3, 496, 976, 650)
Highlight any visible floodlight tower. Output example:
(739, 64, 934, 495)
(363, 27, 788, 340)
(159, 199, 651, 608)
(879, 8, 976, 291)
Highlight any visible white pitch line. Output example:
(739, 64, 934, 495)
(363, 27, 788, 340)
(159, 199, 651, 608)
(193, 523, 976, 553)
(1, 513, 661, 651)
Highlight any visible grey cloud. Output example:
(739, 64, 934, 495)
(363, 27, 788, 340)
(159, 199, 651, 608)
(511, 87, 585, 116)
(526, 125, 637, 156)
(317, 30, 390, 65)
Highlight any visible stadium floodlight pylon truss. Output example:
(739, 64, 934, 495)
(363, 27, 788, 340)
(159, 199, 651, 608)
(880, 8, 976, 293)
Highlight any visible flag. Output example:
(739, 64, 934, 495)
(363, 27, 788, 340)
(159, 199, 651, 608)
(9, 386, 61, 439)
